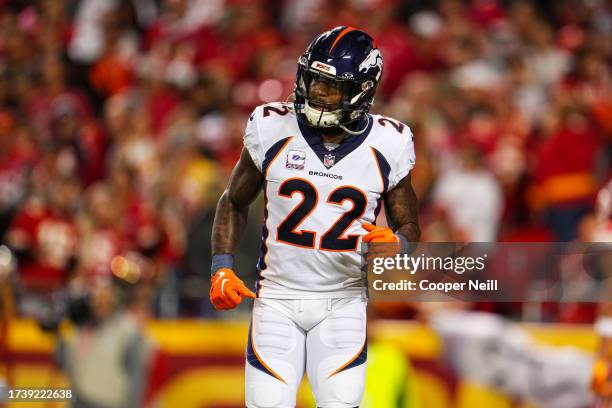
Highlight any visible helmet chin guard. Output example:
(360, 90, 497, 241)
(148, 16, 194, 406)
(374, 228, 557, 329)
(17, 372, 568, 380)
(303, 101, 342, 127)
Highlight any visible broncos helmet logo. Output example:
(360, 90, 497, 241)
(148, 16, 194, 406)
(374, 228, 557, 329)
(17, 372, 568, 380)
(358, 49, 383, 81)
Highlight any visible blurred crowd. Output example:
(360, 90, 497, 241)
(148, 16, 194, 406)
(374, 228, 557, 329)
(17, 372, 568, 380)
(0, 0, 610, 319)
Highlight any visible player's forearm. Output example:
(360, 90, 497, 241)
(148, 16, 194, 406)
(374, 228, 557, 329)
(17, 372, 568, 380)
(212, 190, 249, 255)
(211, 147, 264, 259)
(385, 174, 421, 243)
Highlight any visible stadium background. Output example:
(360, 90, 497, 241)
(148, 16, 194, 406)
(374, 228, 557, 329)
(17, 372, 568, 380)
(0, 0, 610, 407)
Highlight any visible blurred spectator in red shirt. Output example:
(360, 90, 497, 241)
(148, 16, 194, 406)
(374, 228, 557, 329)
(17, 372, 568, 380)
(530, 106, 602, 240)
(7, 177, 80, 291)
(77, 182, 125, 281)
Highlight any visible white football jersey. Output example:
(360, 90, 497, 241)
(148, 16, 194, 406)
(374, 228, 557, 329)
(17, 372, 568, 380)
(244, 102, 415, 299)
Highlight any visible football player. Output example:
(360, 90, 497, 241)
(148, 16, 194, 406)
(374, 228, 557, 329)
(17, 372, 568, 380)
(210, 26, 420, 407)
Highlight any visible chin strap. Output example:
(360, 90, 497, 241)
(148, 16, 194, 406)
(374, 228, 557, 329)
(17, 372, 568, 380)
(339, 114, 370, 135)
(286, 92, 296, 111)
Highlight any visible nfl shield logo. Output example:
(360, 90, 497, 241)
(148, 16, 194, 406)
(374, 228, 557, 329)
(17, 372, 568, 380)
(323, 153, 335, 168)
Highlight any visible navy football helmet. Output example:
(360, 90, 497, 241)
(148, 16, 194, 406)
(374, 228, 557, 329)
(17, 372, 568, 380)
(294, 26, 383, 132)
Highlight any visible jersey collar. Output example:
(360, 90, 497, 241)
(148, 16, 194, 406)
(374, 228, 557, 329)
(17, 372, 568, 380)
(296, 115, 373, 169)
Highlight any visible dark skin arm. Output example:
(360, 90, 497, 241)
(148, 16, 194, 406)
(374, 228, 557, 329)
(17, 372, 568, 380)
(212, 147, 264, 256)
(384, 172, 420, 242)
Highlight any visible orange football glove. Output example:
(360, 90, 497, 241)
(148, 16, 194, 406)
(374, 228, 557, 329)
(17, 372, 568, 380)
(210, 268, 256, 310)
(362, 223, 403, 258)
(362, 223, 400, 243)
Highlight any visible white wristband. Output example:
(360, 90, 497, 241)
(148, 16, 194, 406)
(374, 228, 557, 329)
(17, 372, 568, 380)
(595, 317, 612, 338)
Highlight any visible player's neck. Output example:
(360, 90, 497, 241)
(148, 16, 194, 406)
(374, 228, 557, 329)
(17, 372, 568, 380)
(319, 127, 347, 144)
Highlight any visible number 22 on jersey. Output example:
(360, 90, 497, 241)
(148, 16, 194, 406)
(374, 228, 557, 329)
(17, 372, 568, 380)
(275, 178, 367, 252)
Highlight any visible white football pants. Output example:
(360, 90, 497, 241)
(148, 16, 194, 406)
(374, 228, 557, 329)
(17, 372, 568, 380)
(245, 297, 367, 408)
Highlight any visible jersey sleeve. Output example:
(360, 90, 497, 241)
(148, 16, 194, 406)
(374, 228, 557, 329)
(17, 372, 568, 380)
(388, 127, 416, 190)
(243, 106, 264, 172)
